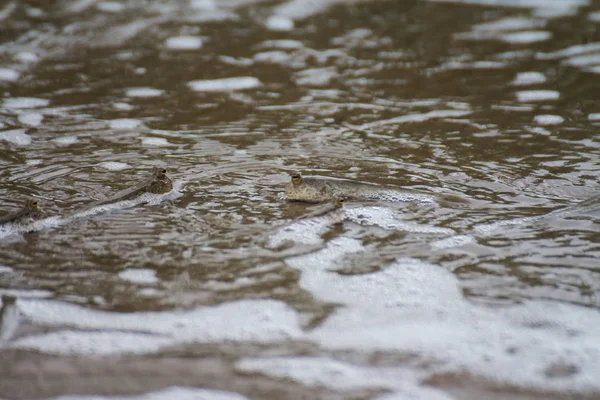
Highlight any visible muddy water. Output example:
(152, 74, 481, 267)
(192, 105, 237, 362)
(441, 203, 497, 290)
(1, 0, 600, 399)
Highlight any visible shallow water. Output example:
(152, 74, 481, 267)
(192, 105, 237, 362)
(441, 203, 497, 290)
(1, 0, 600, 399)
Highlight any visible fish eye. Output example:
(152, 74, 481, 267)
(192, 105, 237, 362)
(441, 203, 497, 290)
(291, 173, 301, 180)
(161, 169, 167, 174)
(32, 201, 38, 206)
(337, 198, 345, 204)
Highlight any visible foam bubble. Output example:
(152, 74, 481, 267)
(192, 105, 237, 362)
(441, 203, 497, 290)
(266, 15, 294, 31)
(165, 36, 203, 50)
(0, 68, 20, 82)
(113, 102, 134, 110)
(294, 67, 337, 86)
(511, 71, 546, 86)
(352, 109, 472, 130)
(96, 1, 125, 12)
(52, 135, 79, 145)
(501, 31, 551, 43)
(534, 114, 564, 125)
(253, 51, 291, 64)
(473, 17, 546, 32)
(564, 53, 600, 67)
(430, 234, 475, 250)
(589, 11, 600, 22)
(108, 118, 143, 129)
(17, 112, 43, 127)
(14, 52, 38, 63)
(98, 161, 130, 171)
(125, 87, 164, 97)
(14, 330, 173, 355)
(13, 298, 302, 355)
(3, 97, 49, 109)
(118, 268, 158, 284)
(236, 357, 453, 400)
(140, 137, 169, 146)
(190, 0, 217, 10)
(528, 126, 551, 136)
(0, 129, 32, 145)
(267, 211, 342, 248)
(346, 206, 453, 234)
(256, 39, 305, 49)
(0, 266, 14, 274)
(516, 90, 560, 102)
(188, 77, 262, 92)
(588, 113, 600, 121)
(47, 387, 250, 400)
(425, 0, 589, 9)
(536, 42, 600, 60)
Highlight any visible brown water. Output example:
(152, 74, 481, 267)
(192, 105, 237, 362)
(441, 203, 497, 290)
(1, 0, 600, 399)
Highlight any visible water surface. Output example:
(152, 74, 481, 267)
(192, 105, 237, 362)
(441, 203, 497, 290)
(1, 0, 600, 399)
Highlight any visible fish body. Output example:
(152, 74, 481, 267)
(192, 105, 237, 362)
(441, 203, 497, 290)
(284, 172, 437, 204)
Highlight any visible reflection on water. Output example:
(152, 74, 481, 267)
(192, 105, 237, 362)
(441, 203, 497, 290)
(2, 0, 600, 399)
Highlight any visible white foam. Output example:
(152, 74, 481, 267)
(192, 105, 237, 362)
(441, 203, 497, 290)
(26, 7, 43, 18)
(265, 15, 294, 31)
(14, 331, 174, 355)
(256, 39, 305, 49)
(0, 216, 61, 240)
(589, 11, 600, 22)
(563, 53, 600, 67)
(352, 109, 472, 130)
(533, 6, 578, 18)
(0, 1, 17, 21)
(165, 36, 203, 50)
(294, 67, 337, 86)
(501, 31, 551, 43)
(534, 114, 564, 125)
(0, 289, 53, 298)
(0, 266, 14, 274)
(188, 77, 262, 92)
(98, 161, 130, 171)
(430, 234, 475, 250)
(295, 251, 600, 394)
(190, 0, 217, 10)
(52, 135, 79, 145)
(118, 268, 158, 284)
(236, 357, 454, 400)
(528, 126, 551, 136)
(108, 118, 143, 130)
(14, 52, 38, 63)
(125, 87, 164, 97)
(184, 9, 238, 23)
(113, 102, 134, 110)
(425, 0, 589, 9)
(96, 1, 126, 12)
(0, 67, 19, 82)
(583, 65, 600, 74)
(0, 129, 32, 145)
(346, 206, 454, 234)
(17, 112, 43, 127)
(0, 296, 20, 341)
(536, 42, 600, 60)
(588, 113, 600, 121)
(511, 71, 546, 86)
(47, 387, 250, 400)
(253, 51, 291, 64)
(13, 298, 302, 355)
(141, 137, 171, 146)
(267, 212, 341, 248)
(515, 90, 560, 102)
(3, 97, 49, 109)
(473, 17, 545, 32)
